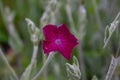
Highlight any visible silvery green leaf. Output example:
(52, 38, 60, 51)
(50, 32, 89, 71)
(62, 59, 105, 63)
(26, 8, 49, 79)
(66, 56, 81, 80)
(73, 56, 79, 66)
(91, 75, 98, 80)
(103, 12, 120, 48)
(25, 18, 36, 34)
(25, 18, 41, 44)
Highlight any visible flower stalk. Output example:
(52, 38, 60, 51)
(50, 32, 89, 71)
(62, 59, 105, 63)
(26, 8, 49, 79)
(20, 45, 38, 80)
(32, 52, 55, 80)
(20, 18, 40, 80)
(77, 42, 87, 80)
(105, 56, 119, 80)
(26, 18, 40, 63)
(42, 53, 47, 80)
(31, 45, 38, 64)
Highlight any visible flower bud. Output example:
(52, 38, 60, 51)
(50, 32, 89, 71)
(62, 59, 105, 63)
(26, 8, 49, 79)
(66, 56, 81, 80)
(25, 18, 41, 45)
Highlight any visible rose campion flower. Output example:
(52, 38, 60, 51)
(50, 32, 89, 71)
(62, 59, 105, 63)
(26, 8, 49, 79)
(42, 24, 78, 60)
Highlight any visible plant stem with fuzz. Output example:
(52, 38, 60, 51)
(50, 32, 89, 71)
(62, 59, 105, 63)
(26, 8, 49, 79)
(77, 42, 87, 80)
(42, 52, 47, 80)
(20, 44, 38, 80)
(105, 56, 119, 80)
(31, 45, 38, 65)
(32, 52, 55, 80)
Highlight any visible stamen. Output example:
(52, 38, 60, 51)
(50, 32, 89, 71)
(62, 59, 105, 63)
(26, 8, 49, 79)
(55, 39, 61, 45)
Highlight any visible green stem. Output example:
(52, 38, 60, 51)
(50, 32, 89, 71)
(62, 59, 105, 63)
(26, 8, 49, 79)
(0, 49, 19, 80)
(32, 52, 55, 80)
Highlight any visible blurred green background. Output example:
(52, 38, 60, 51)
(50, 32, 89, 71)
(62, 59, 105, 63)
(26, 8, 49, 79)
(0, 0, 120, 80)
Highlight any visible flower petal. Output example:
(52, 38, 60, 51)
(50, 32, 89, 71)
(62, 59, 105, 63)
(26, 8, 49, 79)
(42, 24, 78, 60)
(42, 40, 57, 54)
(57, 24, 71, 39)
(57, 42, 77, 60)
(58, 24, 78, 43)
(57, 44, 73, 60)
(43, 24, 58, 41)
(58, 24, 78, 48)
(56, 24, 78, 59)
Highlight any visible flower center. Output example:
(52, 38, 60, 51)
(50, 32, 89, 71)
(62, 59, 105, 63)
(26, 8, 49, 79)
(55, 39, 61, 45)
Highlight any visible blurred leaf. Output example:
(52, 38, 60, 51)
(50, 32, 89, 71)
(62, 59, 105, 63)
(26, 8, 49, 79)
(9, 37, 22, 54)
(0, 30, 8, 43)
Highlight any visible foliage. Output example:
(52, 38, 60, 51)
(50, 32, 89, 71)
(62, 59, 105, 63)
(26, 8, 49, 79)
(0, 0, 120, 80)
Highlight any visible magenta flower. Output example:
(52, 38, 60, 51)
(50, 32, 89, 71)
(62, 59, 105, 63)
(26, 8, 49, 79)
(42, 24, 78, 60)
